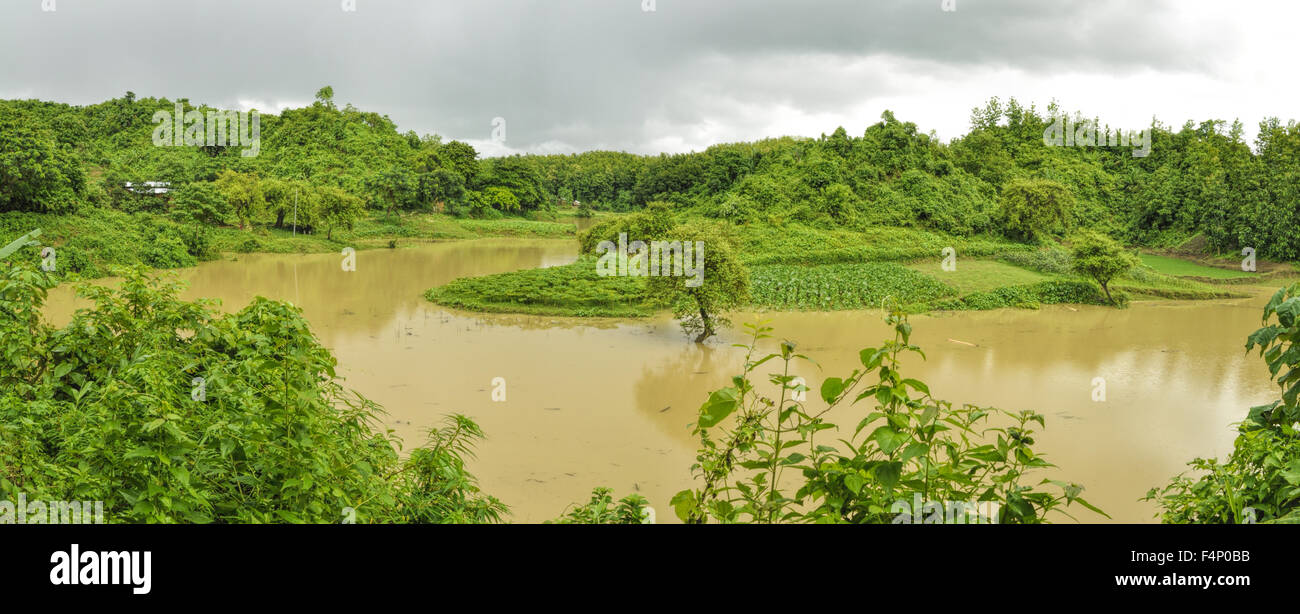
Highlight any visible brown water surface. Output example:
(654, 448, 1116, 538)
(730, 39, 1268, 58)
(41, 239, 1284, 522)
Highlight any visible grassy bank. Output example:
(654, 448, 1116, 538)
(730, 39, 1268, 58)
(0, 207, 577, 279)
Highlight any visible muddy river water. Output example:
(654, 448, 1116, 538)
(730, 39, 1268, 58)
(40, 238, 1286, 523)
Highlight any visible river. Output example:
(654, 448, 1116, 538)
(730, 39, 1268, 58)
(40, 238, 1286, 523)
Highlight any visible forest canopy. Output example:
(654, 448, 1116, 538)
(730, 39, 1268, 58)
(3, 92, 1299, 259)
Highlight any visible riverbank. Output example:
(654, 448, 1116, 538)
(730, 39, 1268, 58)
(0, 208, 591, 279)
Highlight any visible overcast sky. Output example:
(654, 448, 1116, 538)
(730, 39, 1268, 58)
(1, 0, 1295, 156)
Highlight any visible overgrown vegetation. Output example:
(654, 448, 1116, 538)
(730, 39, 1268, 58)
(426, 256, 655, 318)
(750, 263, 955, 311)
(547, 488, 651, 524)
(0, 257, 505, 523)
(933, 280, 1119, 310)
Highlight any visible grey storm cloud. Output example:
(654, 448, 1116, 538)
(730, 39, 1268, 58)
(0, 0, 1234, 154)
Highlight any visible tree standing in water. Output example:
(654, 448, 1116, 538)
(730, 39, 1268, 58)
(646, 222, 750, 343)
(1070, 230, 1138, 305)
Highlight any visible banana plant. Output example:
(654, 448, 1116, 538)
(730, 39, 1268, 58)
(0, 228, 42, 260)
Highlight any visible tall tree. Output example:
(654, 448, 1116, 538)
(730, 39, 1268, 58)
(214, 170, 264, 230)
(1070, 231, 1138, 305)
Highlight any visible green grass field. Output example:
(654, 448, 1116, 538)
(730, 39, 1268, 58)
(1138, 254, 1255, 279)
(905, 259, 1050, 294)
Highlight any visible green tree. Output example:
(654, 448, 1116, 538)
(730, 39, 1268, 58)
(1069, 231, 1137, 305)
(170, 182, 229, 258)
(318, 185, 363, 240)
(315, 85, 335, 109)
(171, 182, 229, 226)
(997, 177, 1074, 242)
(645, 222, 750, 343)
(480, 156, 546, 210)
(438, 140, 481, 187)
(0, 112, 84, 213)
(366, 166, 417, 220)
(214, 169, 264, 230)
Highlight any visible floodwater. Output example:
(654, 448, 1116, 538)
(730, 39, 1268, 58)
(40, 239, 1286, 523)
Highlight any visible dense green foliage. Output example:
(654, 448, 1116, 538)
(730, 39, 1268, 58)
(0, 209, 197, 277)
(9, 92, 1300, 261)
(644, 222, 751, 343)
(934, 280, 1119, 310)
(1147, 283, 1300, 523)
(426, 256, 654, 317)
(0, 259, 505, 523)
(670, 315, 1106, 523)
(577, 202, 676, 254)
(996, 177, 1074, 243)
(522, 99, 1300, 262)
(1070, 231, 1140, 304)
(0, 88, 549, 228)
(547, 488, 651, 524)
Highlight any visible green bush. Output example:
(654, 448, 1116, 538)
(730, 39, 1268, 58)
(426, 256, 654, 317)
(934, 280, 1119, 310)
(671, 315, 1106, 524)
(547, 488, 650, 524)
(141, 232, 198, 269)
(998, 244, 1073, 274)
(0, 264, 506, 523)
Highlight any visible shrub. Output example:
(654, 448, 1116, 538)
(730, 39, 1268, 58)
(670, 314, 1106, 523)
(996, 177, 1074, 243)
(934, 280, 1119, 310)
(0, 264, 505, 523)
(998, 244, 1073, 274)
(548, 488, 650, 524)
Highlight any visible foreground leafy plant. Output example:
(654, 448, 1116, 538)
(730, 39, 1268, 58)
(0, 259, 504, 523)
(671, 309, 1105, 524)
(548, 488, 650, 524)
(1145, 283, 1300, 523)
